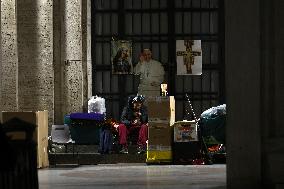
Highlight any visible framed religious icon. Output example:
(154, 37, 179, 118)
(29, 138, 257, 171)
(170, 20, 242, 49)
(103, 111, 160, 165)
(111, 40, 133, 74)
(176, 40, 202, 75)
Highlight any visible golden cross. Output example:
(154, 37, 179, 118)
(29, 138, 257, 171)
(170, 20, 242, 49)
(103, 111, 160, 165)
(176, 40, 201, 74)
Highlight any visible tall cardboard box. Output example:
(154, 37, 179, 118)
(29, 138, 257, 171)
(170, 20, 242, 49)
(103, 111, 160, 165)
(2, 111, 49, 168)
(148, 121, 171, 146)
(147, 121, 172, 163)
(145, 96, 175, 126)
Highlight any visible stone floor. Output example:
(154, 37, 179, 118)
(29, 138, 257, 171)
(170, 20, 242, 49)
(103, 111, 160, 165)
(38, 164, 226, 189)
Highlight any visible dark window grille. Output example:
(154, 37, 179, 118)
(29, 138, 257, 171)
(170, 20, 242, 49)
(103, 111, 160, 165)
(91, 0, 225, 121)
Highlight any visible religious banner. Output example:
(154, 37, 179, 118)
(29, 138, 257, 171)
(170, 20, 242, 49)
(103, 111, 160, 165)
(111, 40, 133, 74)
(176, 40, 202, 75)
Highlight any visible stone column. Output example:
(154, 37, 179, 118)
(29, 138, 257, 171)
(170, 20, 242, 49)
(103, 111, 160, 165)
(0, 0, 18, 120)
(226, 0, 284, 188)
(53, 0, 91, 124)
(0, 1, 1, 121)
(225, 0, 262, 188)
(61, 0, 93, 117)
(82, 0, 92, 111)
(62, 0, 83, 115)
(261, 0, 284, 187)
(17, 0, 54, 124)
(53, 0, 64, 124)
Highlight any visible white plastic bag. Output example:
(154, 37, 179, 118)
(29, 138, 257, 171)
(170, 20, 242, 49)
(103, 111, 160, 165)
(88, 96, 106, 114)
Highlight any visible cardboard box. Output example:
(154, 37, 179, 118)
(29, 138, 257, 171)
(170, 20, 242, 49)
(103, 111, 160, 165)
(148, 121, 172, 146)
(173, 120, 198, 142)
(39, 137, 49, 168)
(2, 111, 49, 168)
(145, 96, 175, 126)
(146, 150, 172, 163)
(148, 120, 170, 128)
(147, 121, 173, 163)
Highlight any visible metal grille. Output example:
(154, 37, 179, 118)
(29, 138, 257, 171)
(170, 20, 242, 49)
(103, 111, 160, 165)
(91, 0, 225, 121)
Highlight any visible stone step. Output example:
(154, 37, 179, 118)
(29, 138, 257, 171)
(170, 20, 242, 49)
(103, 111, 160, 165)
(49, 153, 147, 166)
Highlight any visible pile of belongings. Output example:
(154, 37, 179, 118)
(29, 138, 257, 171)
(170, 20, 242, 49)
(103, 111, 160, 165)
(199, 104, 226, 163)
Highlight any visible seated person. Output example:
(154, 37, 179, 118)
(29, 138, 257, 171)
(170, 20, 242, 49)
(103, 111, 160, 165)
(117, 95, 148, 154)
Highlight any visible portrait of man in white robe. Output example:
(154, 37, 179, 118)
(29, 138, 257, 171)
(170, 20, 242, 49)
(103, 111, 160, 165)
(134, 49, 165, 97)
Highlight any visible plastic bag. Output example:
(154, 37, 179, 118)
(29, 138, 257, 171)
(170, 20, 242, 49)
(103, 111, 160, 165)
(201, 104, 226, 119)
(88, 96, 106, 114)
(199, 104, 226, 145)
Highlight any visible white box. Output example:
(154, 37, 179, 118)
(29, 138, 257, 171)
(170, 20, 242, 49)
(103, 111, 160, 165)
(173, 120, 198, 142)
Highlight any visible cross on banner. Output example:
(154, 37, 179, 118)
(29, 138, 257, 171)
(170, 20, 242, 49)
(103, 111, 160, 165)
(176, 40, 201, 74)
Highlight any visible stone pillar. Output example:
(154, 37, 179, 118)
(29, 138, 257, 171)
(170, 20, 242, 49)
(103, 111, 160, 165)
(261, 0, 284, 188)
(62, 0, 83, 115)
(53, 0, 64, 124)
(225, 0, 262, 188)
(56, 0, 92, 119)
(53, 0, 91, 124)
(0, 1, 1, 121)
(82, 0, 92, 110)
(86, 0, 92, 100)
(273, 0, 284, 138)
(17, 0, 54, 124)
(0, 0, 18, 120)
(226, 0, 284, 188)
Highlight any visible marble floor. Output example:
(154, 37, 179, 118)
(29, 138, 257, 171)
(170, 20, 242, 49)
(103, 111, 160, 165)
(38, 164, 226, 189)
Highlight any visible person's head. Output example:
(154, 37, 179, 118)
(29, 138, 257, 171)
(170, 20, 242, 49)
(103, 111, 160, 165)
(131, 95, 145, 111)
(133, 101, 142, 111)
(115, 47, 128, 61)
(142, 49, 152, 62)
(120, 47, 129, 59)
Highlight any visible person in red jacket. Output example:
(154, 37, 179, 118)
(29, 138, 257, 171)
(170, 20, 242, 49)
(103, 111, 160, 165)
(117, 95, 148, 154)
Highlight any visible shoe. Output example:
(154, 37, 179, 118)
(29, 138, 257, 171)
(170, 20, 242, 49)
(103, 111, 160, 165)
(119, 147, 128, 154)
(137, 146, 146, 154)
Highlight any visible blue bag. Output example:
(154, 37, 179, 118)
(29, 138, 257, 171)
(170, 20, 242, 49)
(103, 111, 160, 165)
(98, 128, 113, 154)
